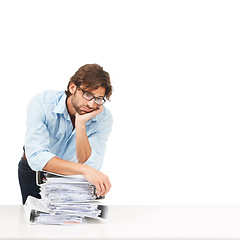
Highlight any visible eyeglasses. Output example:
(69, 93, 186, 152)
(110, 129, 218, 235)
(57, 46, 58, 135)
(78, 88, 106, 105)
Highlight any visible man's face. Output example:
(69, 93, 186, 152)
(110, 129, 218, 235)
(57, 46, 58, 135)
(70, 86, 106, 115)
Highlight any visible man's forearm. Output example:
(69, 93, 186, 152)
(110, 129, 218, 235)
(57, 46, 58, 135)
(74, 107, 103, 163)
(42, 156, 86, 175)
(75, 124, 92, 163)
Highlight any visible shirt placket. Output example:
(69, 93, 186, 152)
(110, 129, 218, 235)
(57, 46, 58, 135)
(58, 115, 75, 157)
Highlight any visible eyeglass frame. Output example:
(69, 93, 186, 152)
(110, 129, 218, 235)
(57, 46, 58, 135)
(77, 87, 106, 105)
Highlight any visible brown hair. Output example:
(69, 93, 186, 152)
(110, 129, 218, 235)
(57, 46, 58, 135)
(65, 64, 112, 101)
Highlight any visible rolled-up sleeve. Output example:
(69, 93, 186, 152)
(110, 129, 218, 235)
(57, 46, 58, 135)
(24, 95, 56, 171)
(84, 110, 113, 170)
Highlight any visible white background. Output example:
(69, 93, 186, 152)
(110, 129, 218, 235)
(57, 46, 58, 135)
(0, 0, 239, 205)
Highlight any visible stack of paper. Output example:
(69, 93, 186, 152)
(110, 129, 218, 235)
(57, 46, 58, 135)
(24, 172, 107, 225)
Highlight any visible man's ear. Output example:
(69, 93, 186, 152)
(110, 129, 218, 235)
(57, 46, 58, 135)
(69, 82, 77, 95)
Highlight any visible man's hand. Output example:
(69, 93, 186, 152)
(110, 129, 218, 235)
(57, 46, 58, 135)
(75, 105, 103, 126)
(43, 157, 111, 197)
(81, 164, 112, 197)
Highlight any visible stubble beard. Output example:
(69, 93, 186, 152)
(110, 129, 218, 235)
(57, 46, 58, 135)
(71, 99, 94, 115)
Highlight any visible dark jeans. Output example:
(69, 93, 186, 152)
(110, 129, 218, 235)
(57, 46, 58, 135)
(18, 158, 43, 204)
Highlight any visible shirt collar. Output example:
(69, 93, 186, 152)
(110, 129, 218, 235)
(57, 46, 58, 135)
(52, 93, 71, 121)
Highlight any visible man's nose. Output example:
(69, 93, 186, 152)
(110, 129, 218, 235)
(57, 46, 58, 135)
(88, 98, 96, 108)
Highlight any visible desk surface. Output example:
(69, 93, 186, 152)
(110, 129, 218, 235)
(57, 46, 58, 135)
(1, 205, 240, 240)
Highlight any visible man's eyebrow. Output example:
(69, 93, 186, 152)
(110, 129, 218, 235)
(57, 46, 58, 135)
(86, 91, 104, 98)
(96, 95, 105, 98)
(95, 95, 105, 99)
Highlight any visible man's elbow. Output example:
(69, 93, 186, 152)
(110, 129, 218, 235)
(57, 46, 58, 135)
(77, 151, 92, 164)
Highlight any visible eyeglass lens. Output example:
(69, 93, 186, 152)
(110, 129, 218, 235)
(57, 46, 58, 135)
(83, 92, 105, 105)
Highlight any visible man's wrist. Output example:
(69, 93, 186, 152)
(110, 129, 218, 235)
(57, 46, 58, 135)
(76, 122, 86, 129)
(78, 163, 89, 175)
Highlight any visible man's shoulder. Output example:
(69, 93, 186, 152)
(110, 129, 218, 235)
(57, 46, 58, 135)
(31, 90, 65, 104)
(97, 106, 113, 123)
(102, 106, 112, 119)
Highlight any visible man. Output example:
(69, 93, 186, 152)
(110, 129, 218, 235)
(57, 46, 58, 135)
(18, 64, 113, 204)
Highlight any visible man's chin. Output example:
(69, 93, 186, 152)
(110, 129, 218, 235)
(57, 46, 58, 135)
(77, 109, 93, 115)
(77, 111, 86, 115)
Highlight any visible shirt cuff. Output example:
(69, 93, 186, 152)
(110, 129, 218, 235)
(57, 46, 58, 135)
(27, 151, 56, 171)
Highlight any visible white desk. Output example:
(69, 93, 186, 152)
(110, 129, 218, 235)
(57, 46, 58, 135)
(1, 205, 240, 240)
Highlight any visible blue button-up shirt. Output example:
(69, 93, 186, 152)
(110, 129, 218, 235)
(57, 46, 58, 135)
(24, 90, 113, 171)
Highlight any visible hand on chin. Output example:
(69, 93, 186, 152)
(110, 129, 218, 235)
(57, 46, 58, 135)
(75, 105, 103, 125)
